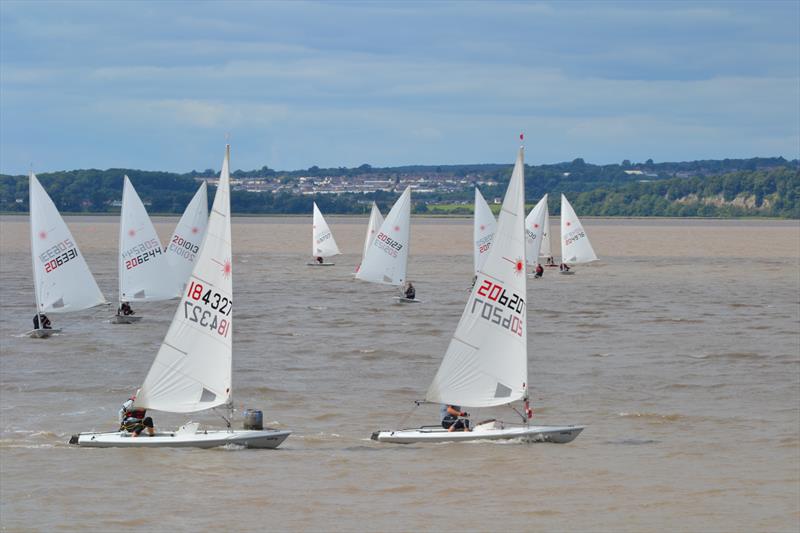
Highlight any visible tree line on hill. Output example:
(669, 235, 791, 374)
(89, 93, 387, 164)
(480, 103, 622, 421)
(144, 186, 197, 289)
(0, 157, 796, 218)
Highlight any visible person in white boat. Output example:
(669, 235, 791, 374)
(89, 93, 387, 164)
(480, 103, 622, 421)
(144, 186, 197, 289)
(534, 263, 544, 278)
(316, 256, 324, 264)
(117, 302, 135, 316)
(118, 392, 155, 437)
(559, 263, 570, 272)
(545, 257, 556, 266)
(441, 404, 470, 432)
(404, 282, 416, 300)
(32, 313, 52, 330)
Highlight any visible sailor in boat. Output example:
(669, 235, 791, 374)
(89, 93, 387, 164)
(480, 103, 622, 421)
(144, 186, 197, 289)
(534, 263, 544, 278)
(32, 313, 52, 330)
(117, 302, 135, 317)
(404, 282, 416, 300)
(559, 262, 570, 272)
(118, 392, 155, 437)
(545, 257, 556, 266)
(441, 404, 470, 432)
(316, 256, 324, 265)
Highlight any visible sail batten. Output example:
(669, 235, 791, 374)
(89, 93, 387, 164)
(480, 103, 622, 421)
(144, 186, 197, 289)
(136, 147, 234, 414)
(426, 148, 528, 408)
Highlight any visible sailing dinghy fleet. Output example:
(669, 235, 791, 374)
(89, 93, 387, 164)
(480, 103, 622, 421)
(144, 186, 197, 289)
(25, 139, 589, 448)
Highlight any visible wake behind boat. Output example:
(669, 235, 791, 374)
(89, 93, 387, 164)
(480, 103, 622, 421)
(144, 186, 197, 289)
(372, 142, 583, 445)
(72, 145, 290, 449)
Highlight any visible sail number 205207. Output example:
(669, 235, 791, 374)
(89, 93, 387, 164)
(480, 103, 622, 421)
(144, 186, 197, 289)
(183, 281, 231, 337)
(472, 279, 525, 336)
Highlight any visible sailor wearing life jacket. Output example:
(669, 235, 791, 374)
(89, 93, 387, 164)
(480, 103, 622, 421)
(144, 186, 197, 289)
(441, 404, 470, 432)
(119, 392, 155, 437)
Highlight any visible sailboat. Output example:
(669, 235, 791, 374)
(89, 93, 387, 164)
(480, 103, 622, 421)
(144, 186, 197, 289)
(559, 194, 597, 274)
(473, 188, 497, 276)
(307, 202, 341, 266)
(112, 176, 176, 324)
(524, 194, 548, 274)
(540, 197, 555, 267)
(372, 147, 583, 444)
(355, 187, 419, 303)
(71, 146, 291, 448)
(27, 173, 107, 338)
(355, 201, 384, 274)
(164, 181, 209, 295)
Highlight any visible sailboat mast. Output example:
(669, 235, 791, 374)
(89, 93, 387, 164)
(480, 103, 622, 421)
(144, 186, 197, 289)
(117, 177, 127, 309)
(29, 173, 43, 327)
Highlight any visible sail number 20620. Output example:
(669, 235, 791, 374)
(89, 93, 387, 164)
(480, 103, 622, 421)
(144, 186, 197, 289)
(184, 281, 231, 337)
(472, 279, 525, 336)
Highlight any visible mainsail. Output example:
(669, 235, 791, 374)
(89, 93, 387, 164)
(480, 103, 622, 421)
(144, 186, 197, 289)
(540, 201, 552, 261)
(473, 188, 497, 275)
(426, 148, 528, 407)
(164, 181, 209, 296)
(355, 187, 411, 287)
(560, 194, 597, 264)
(136, 146, 234, 413)
(360, 201, 384, 264)
(524, 194, 548, 266)
(118, 176, 175, 303)
(312, 202, 341, 258)
(29, 173, 106, 313)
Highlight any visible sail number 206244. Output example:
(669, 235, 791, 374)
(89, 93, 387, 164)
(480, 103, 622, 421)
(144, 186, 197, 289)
(184, 281, 231, 337)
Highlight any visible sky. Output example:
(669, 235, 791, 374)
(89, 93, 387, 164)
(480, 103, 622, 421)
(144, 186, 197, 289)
(1, 0, 798, 174)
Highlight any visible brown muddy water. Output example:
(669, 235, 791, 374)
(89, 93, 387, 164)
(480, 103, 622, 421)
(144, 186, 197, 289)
(1, 215, 798, 531)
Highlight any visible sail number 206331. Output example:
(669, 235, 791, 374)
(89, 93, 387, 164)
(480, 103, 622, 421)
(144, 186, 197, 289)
(183, 281, 231, 337)
(472, 279, 525, 336)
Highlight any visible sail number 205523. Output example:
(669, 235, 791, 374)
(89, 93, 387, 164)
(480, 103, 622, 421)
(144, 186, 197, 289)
(183, 281, 231, 337)
(472, 279, 525, 336)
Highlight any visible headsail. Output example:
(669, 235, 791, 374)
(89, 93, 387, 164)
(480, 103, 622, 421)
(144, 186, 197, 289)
(136, 146, 233, 413)
(360, 201, 384, 265)
(426, 148, 528, 408)
(560, 194, 597, 264)
(473, 188, 497, 275)
(29, 173, 106, 313)
(524, 194, 548, 266)
(355, 187, 411, 287)
(165, 181, 209, 296)
(312, 202, 341, 258)
(118, 176, 175, 303)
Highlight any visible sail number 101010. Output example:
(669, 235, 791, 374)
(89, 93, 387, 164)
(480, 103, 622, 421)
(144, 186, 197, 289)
(183, 281, 231, 337)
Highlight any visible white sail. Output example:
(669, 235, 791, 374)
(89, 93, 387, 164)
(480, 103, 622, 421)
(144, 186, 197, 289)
(360, 201, 384, 264)
(164, 181, 209, 296)
(540, 202, 552, 260)
(312, 202, 341, 258)
(426, 148, 528, 408)
(560, 194, 597, 264)
(136, 146, 234, 413)
(29, 173, 106, 313)
(355, 187, 411, 287)
(473, 188, 497, 275)
(118, 176, 175, 303)
(524, 194, 548, 266)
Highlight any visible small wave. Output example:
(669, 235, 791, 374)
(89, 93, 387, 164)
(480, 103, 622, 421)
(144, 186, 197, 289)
(618, 412, 684, 423)
(646, 318, 705, 324)
(688, 351, 761, 360)
(589, 352, 613, 358)
(307, 305, 328, 311)
(604, 438, 659, 445)
(358, 349, 376, 354)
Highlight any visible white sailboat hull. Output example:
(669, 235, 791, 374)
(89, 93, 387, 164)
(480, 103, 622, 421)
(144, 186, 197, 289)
(371, 423, 583, 444)
(25, 328, 62, 339)
(393, 297, 423, 304)
(71, 428, 291, 449)
(110, 315, 143, 324)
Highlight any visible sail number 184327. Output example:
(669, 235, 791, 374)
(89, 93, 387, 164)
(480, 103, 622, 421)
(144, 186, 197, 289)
(472, 279, 525, 336)
(183, 281, 231, 337)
